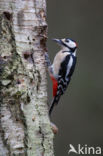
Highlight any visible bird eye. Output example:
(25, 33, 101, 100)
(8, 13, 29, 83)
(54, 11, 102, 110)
(65, 39, 69, 42)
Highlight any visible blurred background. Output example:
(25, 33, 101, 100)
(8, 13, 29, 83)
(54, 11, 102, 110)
(47, 0, 103, 156)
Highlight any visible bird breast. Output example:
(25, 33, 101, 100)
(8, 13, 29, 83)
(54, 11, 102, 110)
(52, 51, 69, 78)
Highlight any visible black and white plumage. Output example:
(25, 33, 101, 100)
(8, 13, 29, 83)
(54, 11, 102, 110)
(45, 38, 77, 115)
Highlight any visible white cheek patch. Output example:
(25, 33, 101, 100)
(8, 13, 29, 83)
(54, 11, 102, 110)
(68, 40, 76, 48)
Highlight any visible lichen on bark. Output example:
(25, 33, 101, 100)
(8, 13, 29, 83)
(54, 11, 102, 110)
(0, 0, 54, 156)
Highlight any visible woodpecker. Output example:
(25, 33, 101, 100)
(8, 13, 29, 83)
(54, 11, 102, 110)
(45, 38, 77, 115)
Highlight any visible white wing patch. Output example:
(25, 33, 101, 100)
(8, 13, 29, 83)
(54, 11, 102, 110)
(65, 56, 73, 81)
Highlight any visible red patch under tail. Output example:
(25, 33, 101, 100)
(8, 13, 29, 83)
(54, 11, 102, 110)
(50, 74, 58, 97)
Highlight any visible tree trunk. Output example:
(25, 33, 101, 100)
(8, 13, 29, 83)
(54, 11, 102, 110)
(0, 0, 54, 155)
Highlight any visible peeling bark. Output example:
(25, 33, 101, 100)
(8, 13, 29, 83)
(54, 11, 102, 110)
(0, 0, 54, 155)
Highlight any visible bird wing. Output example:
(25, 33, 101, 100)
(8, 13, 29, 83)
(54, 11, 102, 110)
(49, 55, 70, 115)
(49, 55, 77, 115)
(56, 55, 71, 96)
(53, 55, 77, 103)
(50, 55, 71, 107)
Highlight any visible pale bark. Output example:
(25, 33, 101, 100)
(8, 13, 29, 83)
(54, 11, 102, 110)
(0, 0, 54, 155)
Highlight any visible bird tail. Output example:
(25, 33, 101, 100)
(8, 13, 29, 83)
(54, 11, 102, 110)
(49, 95, 61, 115)
(49, 99, 56, 116)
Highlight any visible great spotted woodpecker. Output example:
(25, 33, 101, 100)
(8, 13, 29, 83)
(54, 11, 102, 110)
(45, 38, 77, 115)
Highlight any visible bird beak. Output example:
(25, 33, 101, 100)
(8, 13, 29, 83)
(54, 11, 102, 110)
(52, 39, 62, 45)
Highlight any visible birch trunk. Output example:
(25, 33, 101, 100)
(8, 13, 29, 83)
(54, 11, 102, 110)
(0, 0, 54, 155)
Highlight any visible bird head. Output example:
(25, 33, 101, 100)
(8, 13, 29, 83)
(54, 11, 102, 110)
(53, 38, 77, 52)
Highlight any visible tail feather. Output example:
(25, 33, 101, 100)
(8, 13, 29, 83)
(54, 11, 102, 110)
(49, 99, 56, 115)
(49, 94, 61, 115)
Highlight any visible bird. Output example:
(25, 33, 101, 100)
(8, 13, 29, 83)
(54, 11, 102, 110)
(45, 38, 77, 115)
